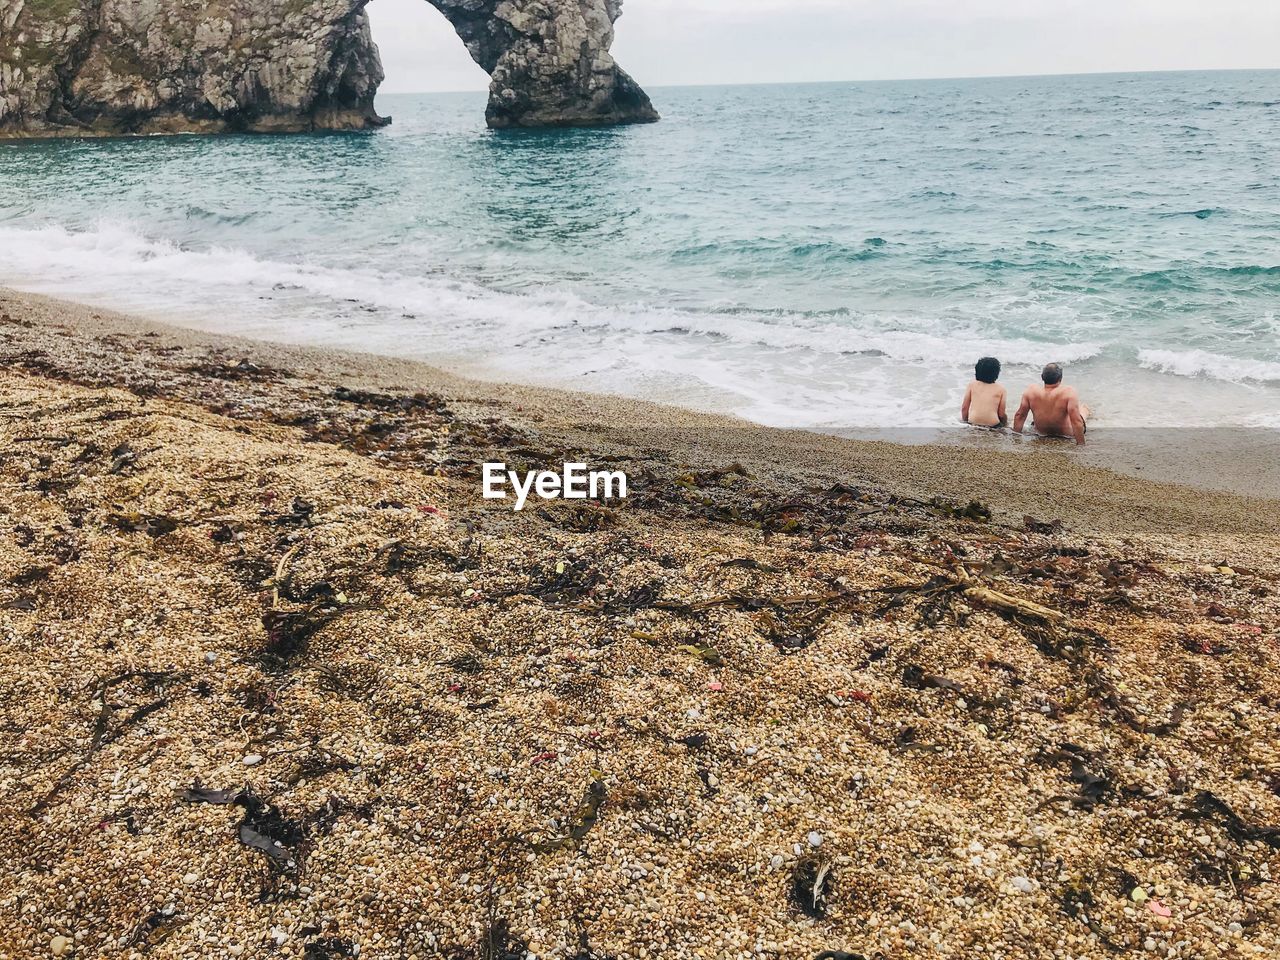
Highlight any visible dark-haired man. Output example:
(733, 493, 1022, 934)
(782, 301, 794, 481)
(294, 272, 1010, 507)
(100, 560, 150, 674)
(960, 357, 1008, 428)
(1013, 363, 1090, 446)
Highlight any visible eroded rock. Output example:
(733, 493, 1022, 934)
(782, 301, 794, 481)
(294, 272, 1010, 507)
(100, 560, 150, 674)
(433, 0, 658, 128)
(0, 0, 657, 138)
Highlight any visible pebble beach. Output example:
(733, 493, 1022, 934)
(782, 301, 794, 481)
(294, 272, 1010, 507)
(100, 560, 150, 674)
(1, 289, 1279, 960)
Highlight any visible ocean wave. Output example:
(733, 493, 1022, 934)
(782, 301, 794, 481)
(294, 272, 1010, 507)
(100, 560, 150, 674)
(670, 237, 889, 266)
(0, 220, 577, 335)
(1158, 207, 1223, 220)
(0, 220, 1101, 372)
(1121, 264, 1280, 292)
(645, 314, 1102, 367)
(1138, 349, 1280, 384)
(184, 204, 259, 227)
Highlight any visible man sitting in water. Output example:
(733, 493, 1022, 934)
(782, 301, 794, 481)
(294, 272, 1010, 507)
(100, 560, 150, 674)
(1013, 363, 1090, 446)
(960, 356, 1008, 428)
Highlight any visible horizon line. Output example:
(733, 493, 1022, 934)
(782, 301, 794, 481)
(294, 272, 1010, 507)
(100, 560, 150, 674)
(377, 65, 1280, 97)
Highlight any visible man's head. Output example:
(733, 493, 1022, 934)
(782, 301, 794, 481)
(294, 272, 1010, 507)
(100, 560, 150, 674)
(975, 357, 1001, 384)
(1042, 363, 1064, 386)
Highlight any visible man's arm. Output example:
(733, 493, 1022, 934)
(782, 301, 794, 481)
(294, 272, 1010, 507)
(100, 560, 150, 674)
(997, 388, 1008, 427)
(1012, 391, 1032, 433)
(960, 385, 972, 423)
(1067, 397, 1086, 446)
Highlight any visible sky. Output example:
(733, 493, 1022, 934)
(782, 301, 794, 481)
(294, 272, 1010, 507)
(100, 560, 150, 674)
(369, 0, 1280, 93)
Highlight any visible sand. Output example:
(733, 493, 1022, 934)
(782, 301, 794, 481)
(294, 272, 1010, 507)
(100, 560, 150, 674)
(1, 288, 1278, 960)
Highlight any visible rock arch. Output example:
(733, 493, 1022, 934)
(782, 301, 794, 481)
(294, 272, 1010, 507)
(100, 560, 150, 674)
(428, 0, 658, 129)
(0, 0, 657, 138)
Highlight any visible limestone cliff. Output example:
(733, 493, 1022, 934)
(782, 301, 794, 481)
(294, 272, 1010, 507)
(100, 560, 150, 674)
(433, 0, 658, 129)
(0, 0, 657, 138)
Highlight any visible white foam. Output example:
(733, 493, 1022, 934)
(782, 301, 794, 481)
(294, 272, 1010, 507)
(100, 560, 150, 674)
(1138, 348, 1280, 384)
(0, 219, 1213, 429)
(0, 221, 1103, 361)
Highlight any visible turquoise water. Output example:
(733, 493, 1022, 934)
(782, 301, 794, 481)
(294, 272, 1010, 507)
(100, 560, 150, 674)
(2, 71, 1278, 427)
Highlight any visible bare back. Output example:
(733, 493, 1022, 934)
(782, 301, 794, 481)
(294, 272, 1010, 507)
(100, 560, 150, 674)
(962, 381, 1007, 428)
(1015, 383, 1089, 444)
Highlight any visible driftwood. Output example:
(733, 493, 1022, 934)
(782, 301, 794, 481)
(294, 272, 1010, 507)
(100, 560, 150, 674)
(950, 564, 1069, 625)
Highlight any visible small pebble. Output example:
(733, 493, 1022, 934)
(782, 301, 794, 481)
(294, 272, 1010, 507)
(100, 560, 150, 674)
(807, 831, 823, 848)
(242, 754, 264, 766)
(50, 935, 70, 957)
(1011, 876, 1035, 894)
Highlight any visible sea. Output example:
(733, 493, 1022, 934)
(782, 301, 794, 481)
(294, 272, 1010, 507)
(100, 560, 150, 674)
(2, 71, 1278, 430)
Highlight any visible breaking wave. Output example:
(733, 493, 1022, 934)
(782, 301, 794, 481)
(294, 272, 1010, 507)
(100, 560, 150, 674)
(1138, 348, 1280, 384)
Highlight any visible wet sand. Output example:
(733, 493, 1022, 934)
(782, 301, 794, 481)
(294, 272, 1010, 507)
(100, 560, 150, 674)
(2, 288, 1278, 546)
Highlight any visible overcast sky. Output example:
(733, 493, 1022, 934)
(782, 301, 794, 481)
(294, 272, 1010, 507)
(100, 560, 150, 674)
(370, 0, 1280, 93)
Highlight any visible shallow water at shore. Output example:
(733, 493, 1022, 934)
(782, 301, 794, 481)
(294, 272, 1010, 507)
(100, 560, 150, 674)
(2, 72, 1278, 428)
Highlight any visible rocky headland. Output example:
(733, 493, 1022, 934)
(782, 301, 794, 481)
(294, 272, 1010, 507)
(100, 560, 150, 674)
(0, 0, 658, 137)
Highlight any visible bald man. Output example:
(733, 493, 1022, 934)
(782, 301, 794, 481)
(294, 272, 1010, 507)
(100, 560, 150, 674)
(1013, 363, 1090, 446)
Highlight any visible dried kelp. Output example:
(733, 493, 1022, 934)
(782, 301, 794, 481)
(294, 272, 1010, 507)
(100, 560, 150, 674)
(107, 512, 180, 537)
(1187, 791, 1280, 847)
(792, 855, 834, 918)
(531, 780, 608, 854)
(30, 670, 180, 815)
(1039, 745, 1112, 810)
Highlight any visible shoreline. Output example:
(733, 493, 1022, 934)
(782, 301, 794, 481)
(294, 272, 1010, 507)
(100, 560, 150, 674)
(2, 287, 1279, 959)
(2, 287, 1278, 541)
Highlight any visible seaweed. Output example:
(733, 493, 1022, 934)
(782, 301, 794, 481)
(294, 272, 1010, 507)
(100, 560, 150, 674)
(126, 909, 187, 949)
(1187, 791, 1280, 847)
(30, 670, 180, 815)
(107, 512, 180, 537)
(893, 726, 943, 754)
(479, 919, 528, 960)
(304, 937, 360, 959)
(1038, 745, 1112, 810)
(792, 855, 834, 918)
(756, 604, 828, 654)
(261, 607, 343, 665)
(185, 357, 285, 382)
(675, 641, 724, 667)
(186, 785, 309, 870)
(182, 783, 244, 805)
(902, 664, 967, 696)
(333, 385, 449, 414)
(1059, 879, 1122, 951)
(531, 780, 608, 854)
